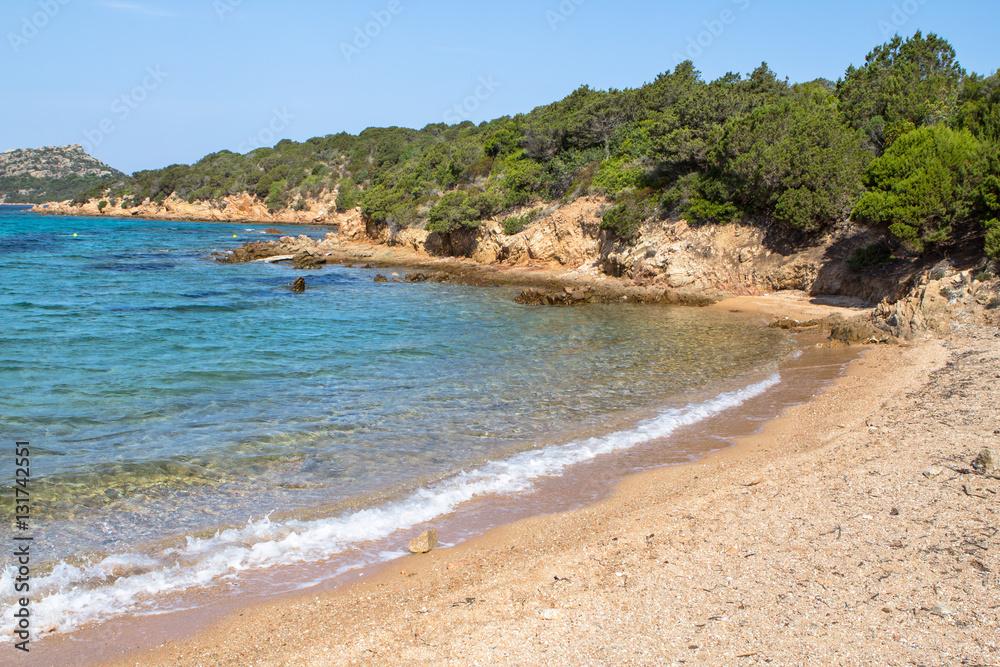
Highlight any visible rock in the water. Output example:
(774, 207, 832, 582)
(972, 448, 996, 472)
(264, 227, 283, 235)
(374, 274, 388, 283)
(405, 271, 448, 283)
(408, 529, 438, 554)
(514, 287, 592, 306)
(290, 277, 305, 293)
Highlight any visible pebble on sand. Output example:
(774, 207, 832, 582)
(409, 529, 438, 554)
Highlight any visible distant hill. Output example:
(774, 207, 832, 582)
(0, 144, 125, 203)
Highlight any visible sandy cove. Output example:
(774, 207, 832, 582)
(63, 291, 994, 667)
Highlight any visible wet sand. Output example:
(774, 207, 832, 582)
(24, 294, 1000, 666)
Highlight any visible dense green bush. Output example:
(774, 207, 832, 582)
(985, 219, 1000, 260)
(710, 91, 870, 230)
(837, 31, 965, 152)
(502, 207, 544, 235)
(847, 241, 894, 272)
(600, 190, 656, 241)
(335, 179, 359, 211)
(852, 125, 985, 249)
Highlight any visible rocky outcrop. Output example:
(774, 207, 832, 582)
(514, 287, 594, 306)
(331, 198, 924, 306)
(828, 268, 1000, 343)
(216, 233, 340, 264)
(1, 144, 122, 180)
(34, 191, 359, 226)
(60, 180, 1000, 343)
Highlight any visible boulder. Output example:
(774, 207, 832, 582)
(291, 250, 326, 269)
(514, 287, 592, 306)
(290, 277, 305, 293)
(408, 529, 438, 554)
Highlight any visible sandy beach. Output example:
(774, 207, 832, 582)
(43, 290, 988, 667)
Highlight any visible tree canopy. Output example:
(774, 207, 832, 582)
(87, 32, 999, 259)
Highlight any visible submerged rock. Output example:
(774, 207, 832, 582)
(404, 271, 449, 283)
(514, 287, 592, 306)
(373, 274, 388, 283)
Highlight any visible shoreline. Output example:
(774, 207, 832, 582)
(86, 321, 1000, 666)
(29, 290, 991, 666)
(12, 212, 996, 664)
(23, 297, 858, 665)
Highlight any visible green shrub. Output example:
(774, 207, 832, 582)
(498, 155, 545, 209)
(266, 180, 288, 211)
(985, 218, 1000, 260)
(592, 158, 644, 196)
(502, 207, 544, 235)
(711, 95, 869, 230)
(852, 125, 985, 250)
(335, 180, 359, 211)
(847, 241, 893, 272)
(600, 192, 655, 241)
(254, 174, 273, 200)
(426, 190, 497, 233)
(360, 183, 418, 227)
(683, 196, 741, 224)
(426, 191, 472, 233)
(97, 200, 108, 212)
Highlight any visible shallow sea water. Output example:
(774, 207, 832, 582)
(0, 208, 794, 634)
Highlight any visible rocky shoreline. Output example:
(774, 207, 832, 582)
(216, 221, 1000, 345)
(27, 193, 1000, 339)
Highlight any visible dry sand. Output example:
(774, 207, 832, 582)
(68, 297, 1000, 665)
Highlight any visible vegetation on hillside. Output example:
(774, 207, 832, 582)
(0, 145, 124, 203)
(81, 31, 999, 260)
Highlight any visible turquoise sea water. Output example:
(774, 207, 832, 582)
(1, 208, 791, 634)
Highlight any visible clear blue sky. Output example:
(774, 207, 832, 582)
(2, 0, 998, 174)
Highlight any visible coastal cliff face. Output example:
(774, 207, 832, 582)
(34, 191, 337, 224)
(335, 196, 922, 304)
